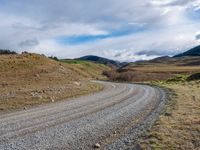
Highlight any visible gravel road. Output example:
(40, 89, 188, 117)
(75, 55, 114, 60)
(0, 81, 166, 150)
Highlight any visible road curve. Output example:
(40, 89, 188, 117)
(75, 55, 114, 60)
(0, 81, 166, 150)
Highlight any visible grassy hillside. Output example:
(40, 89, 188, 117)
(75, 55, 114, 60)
(61, 59, 110, 79)
(0, 53, 110, 111)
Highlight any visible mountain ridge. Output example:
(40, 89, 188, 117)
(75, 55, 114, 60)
(76, 55, 128, 68)
(174, 45, 200, 57)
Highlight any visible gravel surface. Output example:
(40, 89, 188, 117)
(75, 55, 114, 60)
(0, 81, 166, 150)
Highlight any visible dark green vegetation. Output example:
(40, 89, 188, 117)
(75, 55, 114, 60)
(48, 56, 59, 61)
(187, 72, 200, 81)
(174, 45, 200, 57)
(0, 49, 17, 55)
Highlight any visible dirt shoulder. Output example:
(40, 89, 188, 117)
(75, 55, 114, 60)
(138, 81, 200, 149)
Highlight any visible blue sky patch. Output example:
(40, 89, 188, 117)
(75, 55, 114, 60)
(187, 8, 200, 21)
(57, 26, 146, 45)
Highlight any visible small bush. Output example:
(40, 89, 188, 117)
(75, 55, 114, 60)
(103, 70, 136, 81)
(166, 75, 188, 83)
(49, 56, 59, 61)
(187, 73, 200, 81)
(102, 70, 119, 81)
(115, 71, 135, 81)
(0, 49, 17, 55)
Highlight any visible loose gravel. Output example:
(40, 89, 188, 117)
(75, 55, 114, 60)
(0, 81, 166, 150)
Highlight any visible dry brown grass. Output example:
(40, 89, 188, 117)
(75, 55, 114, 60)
(126, 64, 200, 73)
(126, 64, 200, 74)
(138, 81, 200, 150)
(116, 62, 200, 82)
(0, 53, 109, 112)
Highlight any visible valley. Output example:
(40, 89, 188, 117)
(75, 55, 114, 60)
(0, 45, 199, 149)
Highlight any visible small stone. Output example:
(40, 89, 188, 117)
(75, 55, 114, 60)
(192, 95, 196, 101)
(31, 92, 38, 97)
(114, 131, 117, 134)
(51, 98, 55, 102)
(94, 143, 100, 148)
(34, 74, 40, 78)
(24, 107, 27, 110)
(73, 81, 81, 86)
(38, 95, 43, 99)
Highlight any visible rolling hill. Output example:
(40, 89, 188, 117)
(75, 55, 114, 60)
(0, 53, 110, 111)
(77, 55, 127, 68)
(104, 46, 200, 82)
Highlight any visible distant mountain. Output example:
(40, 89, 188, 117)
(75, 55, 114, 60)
(149, 56, 171, 63)
(115, 49, 200, 82)
(174, 45, 200, 57)
(129, 55, 200, 66)
(77, 55, 127, 68)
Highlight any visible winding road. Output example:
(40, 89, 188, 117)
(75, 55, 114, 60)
(0, 81, 166, 150)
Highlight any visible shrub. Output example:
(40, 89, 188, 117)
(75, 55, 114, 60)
(102, 70, 119, 81)
(166, 74, 188, 83)
(0, 49, 17, 55)
(187, 73, 200, 81)
(49, 56, 59, 61)
(103, 70, 135, 81)
(115, 71, 135, 81)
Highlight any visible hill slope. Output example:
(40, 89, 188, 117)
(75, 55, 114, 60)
(174, 45, 200, 57)
(77, 55, 126, 68)
(0, 53, 109, 111)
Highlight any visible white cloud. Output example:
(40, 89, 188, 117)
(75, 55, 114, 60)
(196, 32, 200, 41)
(0, 0, 200, 61)
(31, 23, 198, 62)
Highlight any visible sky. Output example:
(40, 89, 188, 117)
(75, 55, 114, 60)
(0, 0, 200, 62)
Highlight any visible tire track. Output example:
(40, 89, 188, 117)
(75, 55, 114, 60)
(0, 81, 166, 150)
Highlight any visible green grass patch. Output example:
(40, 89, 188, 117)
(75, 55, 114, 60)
(165, 74, 188, 83)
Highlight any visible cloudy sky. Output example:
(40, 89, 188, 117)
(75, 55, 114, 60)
(0, 0, 200, 61)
